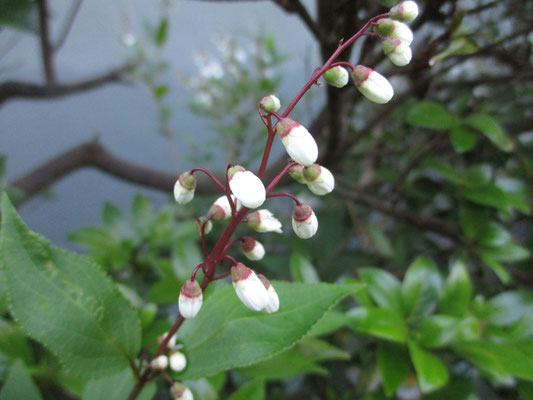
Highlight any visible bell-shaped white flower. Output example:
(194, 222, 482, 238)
(231, 263, 270, 311)
(292, 203, 318, 239)
(260, 94, 281, 113)
(303, 164, 335, 196)
(208, 195, 236, 220)
(151, 355, 169, 370)
(169, 351, 187, 372)
(373, 18, 413, 45)
(323, 66, 349, 88)
(178, 279, 203, 319)
(258, 274, 280, 313)
(382, 38, 412, 67)
(351, 65, 394, 104)
(170, 383, 194, 400)
(228, 166, 266, 209)
(247, 210, 283, 233)
(390, 1, 419, 23)
(174, 171, 196, 205)
(276, 118, 318, 167)
(240, 237, 266, 261)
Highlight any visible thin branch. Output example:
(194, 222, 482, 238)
(37, 0, 56, 83)
(54, 0, 83, 51)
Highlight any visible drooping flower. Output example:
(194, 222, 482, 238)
(247, 210, 283, 233)
(323, 66, 349, 88)
(276, 118, 318, 167)
(373, 18, 413, 45)
(231, 263, 270, 311)
(208, 195, 235, 220)
(260, 94, 281, 113)
(174, 171, 196, 205)
(241, 236, 266, 261)
(170, 383, 194, 400)
(303, 164, 335, 196)
(389, 1, 419, 23)
(178, 279, 203, 319)
(151, 355, 169, 370)
(258, 274, 280, 313)
(169, 351, 187, 372)
(292, 203, 318, 239)
(382, 38, 412, 67)
(350, 65, 394, 104)
(228, 165, 266, 209)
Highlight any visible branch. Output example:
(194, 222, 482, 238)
(54, 0, 83, 51)
(0, 63, 136, 105)
(37, 0, 56, 83)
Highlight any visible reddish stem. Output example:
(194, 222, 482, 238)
(266, 161, 299, 194)
(330, 61, 355, 71)
(267, 192, 301, 205)
(257, 118, 275, 179)
(190, 167, 226, 191)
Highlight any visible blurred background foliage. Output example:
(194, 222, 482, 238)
(1, 0, 533, 399)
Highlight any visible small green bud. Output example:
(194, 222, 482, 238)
(323, 66, 349, 88)
(259, 95, 281, 113)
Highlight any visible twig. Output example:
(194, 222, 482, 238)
(37, 0, 56, 83)
(54, 0, 83, 51)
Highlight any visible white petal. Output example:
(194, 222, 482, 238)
(281, 126, 318, 167)
(307, 167, 335, 195)
(292, 212, 318, 239)
(169, 351, 187, 372)
(262, 285, 280, 313)
(174, 181, 194, 205)
(229, 170, 266, 209)
(243, 241, 266, 261)
(234, 272, 270, 311)
(359, 71, 394, 104)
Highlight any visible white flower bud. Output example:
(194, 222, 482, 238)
(373, 18, 413, 45)
(292, 203, 318, 239)
(303, 164, 335, 196)
(351, 65, 394, 104)
(228, 166, 266, 209)
(169, 351, 187, 372)
(197, 216, 212, 234)
(390, 1, 419, 23)
(260, 95, 281, 113)
(171, 383, 194, 400)
(382, 38, 412, 67)
(158, 332, 178, 349)
(174, 172, 196, 205)
(231, 263, 270, 312)
(258, 274, 280, 313)
(151, 355, 168, 370)
(179, 279, 203, 319)
(240, 237, 266, 261)
(208, 195, 236, 220)
(276, 118, 318, 167)
(323, 66, 349, 88)
(247, 210, 283, 233)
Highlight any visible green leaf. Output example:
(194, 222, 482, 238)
(359, 267, 403, 313)
(0, 194, 141, 379)
(347, 307, 408, 343)
(429, 37, 477, 65)
(508, 306, 533, 340)
(401, 257, 442, 323)
(408, 340, 448, 393)
(82, 368, 156, 400)
(290, 252, 320, 283)
(464, 113, 514, 152)
(227, 379, 265, 400)
(298, 337, 350, 361)
(450, 125, 476, 153)
(154, 85, 169, 100)
(483, 291, 533, 326)
(155, 18, 168, 46)
(131, 194, 153, 235)
(177, 281, 361, 379)
(416, 315, 459, 348)
(0, 0, 38, 33)
(440, 260, 471, 317)
(0, 359, 43, 400)
(478, 251, 511, 284)
(460, 184, 508, 211)
(377, 341, 410, 396)
(422, 157, 460, 185)
(0, 320, 33, 364)
(406, 101, 455, 130)
(465, 164, 492, 187)
(367, 225, 394, 259)
(306, 309, 352, 337)
(518, 380, 533, 400)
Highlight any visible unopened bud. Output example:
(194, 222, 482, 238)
(174, 171, 196, 205)
(390, 1, 419, 23)
(228, 166, 266, 209)
(208, 195, 233, 220)
(258, 274, 280, 313)
(382, 38, 412, 67)
(288, 164, 306, 184)
(158, 332, 178, 349)
(247, 210, 283, 233)
(292, 203, 318, 239)
(373, 18, 413, 45)
(351, 65, 394, 104)
(323, 66, 349, 88)
(276, 118, 318, 167)
(231, 263, 270, 311)
(179, 279, 203, 319)
(303, 164, 335, 196)
(151, 355, 168, 370)
(260, 95, 281, 113)
(241, 237, 266, 261)
(170, 383, 194, 400)
(169, 351, 187, 372)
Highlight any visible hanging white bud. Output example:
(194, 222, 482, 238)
(170, 383, 194, 400)
(323, 66, 349, 88)
(228, 166, 266, 209)
(351, 65, 394, 104)
(258, 274, 280, 313)
(247, 210, 283, 233)
(208, 195, 234, 220)
(373, 18, 413, 45)
(390, 1, 419, 23)
(178, 279, 203, 319)
(169, 351, 187, 372)
(174, 171, 196, 205)
(382, 38, 412, 67)
(303, 164, 335, 196)
(276, 118, 318, 167)
(231, 263, 270, 312)
(292, 203, 318, 239)
(240, 237, 266, 261)
(260, 95, 281, 113)
(288, 164, 306, 184)
(151, 355, 169, 370)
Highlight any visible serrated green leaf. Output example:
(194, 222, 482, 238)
(82, 368, 155, 400)
(0, 194, 141, 379)
(348, 307, 408, 343)
(464, 113, 514, 152)
(177, 281, 361, 379)
(450, 125, 477, 153)
(290, 252, 320, 283)
(408, 340, 448, 393)
(406, 102, 455, 130)
(0, 359, 43, 400)
(359, 267, 403, 313)
(377, 341, 410, 396)
(227, 379, 265, 400)
(440, 260, 471, 317)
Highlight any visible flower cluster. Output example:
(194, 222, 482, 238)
(151, 333, 188, 374)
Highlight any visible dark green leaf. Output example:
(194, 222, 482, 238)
(518, 380, 533, 400)
(440, 260, 471, 317)
(377, 341, 410, 396)
(450, 125, 476, 153)
(348, 307, 408, 343)
(0, 359, 43, 400)
(406, 101, 455, 130)
(464, 113, 514, 152)
(464, 164, 492, 186)
(227, 379, 265, 400)
(0, 320, 33, 364)
(460, 184, 508, 211)
(478, 252, 511, 284)
(0, 194, 141, 379)
(82, 369, 156, 400)
(359, 267, 403, 313)
(367, 225, 394, 259)
(422, 157, 460, 185)
(408, 340, 449, 393)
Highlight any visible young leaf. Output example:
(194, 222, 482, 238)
(358, 267, 403, 313)
(464, 113, 513, 152)
(177, 281, 362, 379)
(0, 359, 43, 400)
(449, 125, 476, 153)
(0, 194, 141, 379)
(377, 341, 410, 396)
(440, 260, 471, 317)
(227, 379, 265, 400)
(347, 307, 408, 343)
(408, 340, 449, 393)
(406, 101, 456, 130)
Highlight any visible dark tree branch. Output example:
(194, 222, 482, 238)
(37, 0, 56, 83)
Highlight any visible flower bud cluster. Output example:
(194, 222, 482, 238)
(151, 332, 188, 374)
